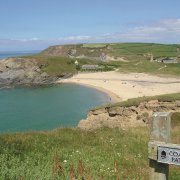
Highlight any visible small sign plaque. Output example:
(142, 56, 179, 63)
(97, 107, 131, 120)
(158, 146, 180, 166)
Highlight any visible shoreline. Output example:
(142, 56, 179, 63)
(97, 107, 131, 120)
(57, 71, 180, 102)
(62, 81, 121, 103)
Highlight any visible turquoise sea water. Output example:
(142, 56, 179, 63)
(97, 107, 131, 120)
(0, 84, 110, 133)
(0, 51, 110, 133)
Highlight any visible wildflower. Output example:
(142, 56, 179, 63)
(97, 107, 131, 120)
(117, 153, 120, 156)
(63, 160, 67, 163)
(138, 154, 142, 158)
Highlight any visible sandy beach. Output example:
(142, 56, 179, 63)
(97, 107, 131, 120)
(58, 71, 180, 102)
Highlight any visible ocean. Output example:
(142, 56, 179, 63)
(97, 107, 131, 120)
(0, 50, 39, 59)
(0, 52, 110, 133)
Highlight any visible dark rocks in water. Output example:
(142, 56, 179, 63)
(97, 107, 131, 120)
(0, 58, 69, 87)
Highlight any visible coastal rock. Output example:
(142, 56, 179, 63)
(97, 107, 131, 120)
(78, 100, 180, 130)
(91, 108, 107, 115)
(176, 100, 180, 107)
(0, 58, 60, 86)
(108, 107, 124, 116)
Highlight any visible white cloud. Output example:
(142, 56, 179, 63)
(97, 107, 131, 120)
(59, 18, 180, 43)
(11, 37, 40, 42)
(1, 18, 180, 51)
(89, 18, 180, 42)
(120, 18, 180, 41)
(59, 35, 91, 41)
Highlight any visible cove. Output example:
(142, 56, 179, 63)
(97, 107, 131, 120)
(0, 84, 110, 133)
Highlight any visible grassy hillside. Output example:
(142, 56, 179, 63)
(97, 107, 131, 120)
(14, 43, 179, 79)
(20, 55, 78, 76)
(40, 43, 180, 76)
(109, 43, 180, 58)
(21, 54, 101, 76)
(42, 43, 180, 60)
(99, 59, 180, 76)
(18, 43, 180, 77)
(0, 94, 180, 179)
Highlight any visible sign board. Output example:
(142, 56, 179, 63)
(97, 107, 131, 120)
(149, 112, 178, 180)
(158, 145, 180, 166)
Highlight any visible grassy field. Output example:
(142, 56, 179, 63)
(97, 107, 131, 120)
(39, 43, 180, 76)
(98, 59, 180, 76)
(82, 44, 108, 48)
(108, 43, 180, 58)
(0, 126, 179, 179)
(19, 43, 180, 77)
(0, 94, 179, 179)
(42, 42, 180, 60)
(34, 55, 180, 76)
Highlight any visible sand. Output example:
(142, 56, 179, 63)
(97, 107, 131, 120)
(57, 71, 180, 102)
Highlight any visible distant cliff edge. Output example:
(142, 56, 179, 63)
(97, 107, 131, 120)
(0, 57, 73, 86)
(78, 97, 180, 130)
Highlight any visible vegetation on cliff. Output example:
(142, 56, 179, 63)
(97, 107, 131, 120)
(42, 43, 180, 59)
(93, 93, 180, 110)
(78, 93, 180, 130)
(23, 55, 78, 75)
(40, 43, 180, 76)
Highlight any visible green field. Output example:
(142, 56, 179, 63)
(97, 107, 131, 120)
(80, 43, 180, 60)
(42, 42, 180, 60)
(82, 44, 107, 48)
(19, 43, 180, 76)
(37, 43, 180, 76)
(108, 43, 180, 58)
(98, 59, 180, 76)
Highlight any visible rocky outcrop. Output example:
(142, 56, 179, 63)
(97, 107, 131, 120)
(0, 58, 58, 86)
(78, 100, 180, 130)
(41, 44, 121, 61)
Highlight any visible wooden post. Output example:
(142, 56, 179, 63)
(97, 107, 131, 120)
(149, 112, 171, 180)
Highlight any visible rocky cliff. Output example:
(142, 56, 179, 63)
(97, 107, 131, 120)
(0, 58, 58, 86)
(78, 100, 180, 130)
(41, 44, 116, 61)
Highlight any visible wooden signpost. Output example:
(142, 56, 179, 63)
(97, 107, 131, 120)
(148, 112, 180, 180)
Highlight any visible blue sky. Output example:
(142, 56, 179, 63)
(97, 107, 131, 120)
(0, 0, 180, 51)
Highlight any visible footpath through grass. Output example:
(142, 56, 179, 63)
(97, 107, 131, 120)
(0, 123, 179, 179)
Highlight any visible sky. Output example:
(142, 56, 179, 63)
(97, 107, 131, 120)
(0, 0, 180, 51)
